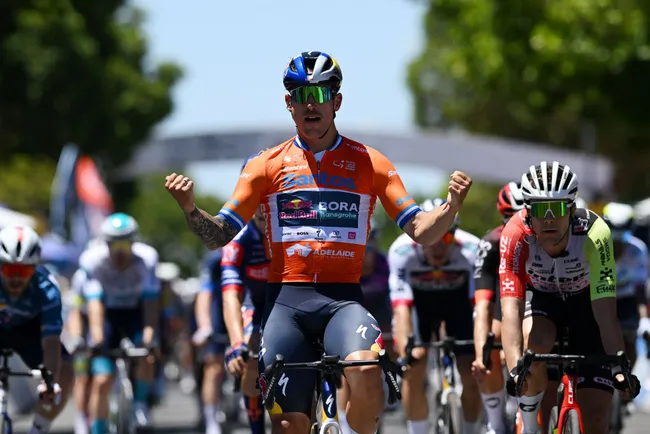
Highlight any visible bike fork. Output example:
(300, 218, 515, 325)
(558, 374, 584, 434)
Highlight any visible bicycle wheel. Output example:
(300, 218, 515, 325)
(0, 413, 10, 434)
(562, 409, 582, 434)
(547, 407, 559, 434)
(608, 391, 623, 434)
(115, 378, 134, 434)
(445, 392, 463, 434)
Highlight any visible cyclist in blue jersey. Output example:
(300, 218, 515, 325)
(221, 154, 270, 434)
(602, 202, 650, 368)
(192, 249, 229, 434)
(0, 225, 73, 434)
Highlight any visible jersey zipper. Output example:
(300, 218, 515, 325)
(552, 259, 565, 301)
(314, 159, 323, 283)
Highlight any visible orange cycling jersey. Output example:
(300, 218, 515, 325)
(217, 135, 422, 284)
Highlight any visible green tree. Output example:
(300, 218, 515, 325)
(408, 0, 650, 200)
(0, 1, 182, 167)
(0, 155, 56, 215)
(129, 174, 224, 277)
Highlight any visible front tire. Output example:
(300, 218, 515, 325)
(447, 392, 463, 434)
(562, 409, 582, 434)
(608, 390, 623, 434)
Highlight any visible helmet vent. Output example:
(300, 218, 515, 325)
(28, 244, 40, 259)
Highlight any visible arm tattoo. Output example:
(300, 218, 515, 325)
(185, 207, 238, 250)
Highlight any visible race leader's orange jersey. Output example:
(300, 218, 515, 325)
(217, 135, 422, 284)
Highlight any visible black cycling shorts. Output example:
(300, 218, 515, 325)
(412, 290, 475, 355)
(258, 283, 382, 416)
(0, 317, 70, 369)
(525, 290, 614, 393)
(361, 293, 393, 339)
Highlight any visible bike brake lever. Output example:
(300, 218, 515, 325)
(482, 332, 495, 371)
(262, 355, 284, 411)
(615, 351, 634, 393)
(514, 350, 535, 396)
(377, 350, 401, 403)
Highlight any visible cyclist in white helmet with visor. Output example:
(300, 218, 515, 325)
(500, 161, 640, 434)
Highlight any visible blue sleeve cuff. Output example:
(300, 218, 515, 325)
(217, 209, 245, 232)
(396, 205, 422, 229)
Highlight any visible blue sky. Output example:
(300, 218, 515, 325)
(134, 0, 445, 198)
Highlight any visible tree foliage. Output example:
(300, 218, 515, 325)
(437, 181, 502, 237)
(129, 174, 224, 277)
(0, 154, 56, 215)
(409, 0, 650, 200)
(0, 1, 182, 168)
(373, 181, 501, 252)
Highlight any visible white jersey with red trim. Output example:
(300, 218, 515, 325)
(388, 229, 479, 308)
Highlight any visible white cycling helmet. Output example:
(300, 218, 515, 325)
(602, 202, 635, 232)
(0, 226, 42, 265)
(420, 198, 460, 230)
(520, 161, 578, 205)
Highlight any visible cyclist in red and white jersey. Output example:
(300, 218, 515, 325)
(472, 181, 524, 434)
(165, 51, 473, 434)
(500, 161, 640, 434)
(389, 198, 481, 434)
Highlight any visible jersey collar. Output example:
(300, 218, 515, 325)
(293, 134, 342, 152)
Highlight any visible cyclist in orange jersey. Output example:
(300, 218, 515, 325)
(165, 51, 472, 434)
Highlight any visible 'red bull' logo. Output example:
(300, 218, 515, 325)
(282, 199, 312, 210)
(279, 199, 317, 220)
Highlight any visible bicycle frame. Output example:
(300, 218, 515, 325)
(514, 350, 631, 434)
(109, 356, 135, 434)
(114, 357, 134, 402)
(0, 349, 51, 434)
(262, 350, 400, 434)
(319, 375, 340, 434)
(93, 338, 149, 434)
(434, 349, 458, 405)
(0, 383, 12, 434)
(556, 367, 584, 434)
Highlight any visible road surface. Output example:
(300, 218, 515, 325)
(12, 339, 650, 433)
(9, 384, 650, 434)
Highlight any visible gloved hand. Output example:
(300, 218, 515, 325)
(191, 327, 213, 347)
(37, 382, 62, 406)
(225, 342, 248, 377)
(67, 335, 86, 354)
